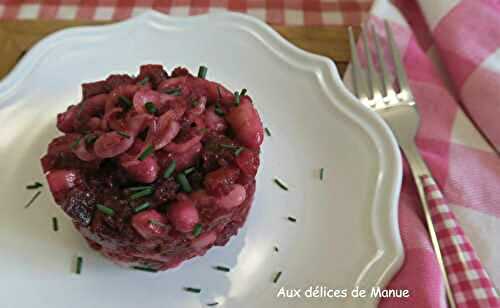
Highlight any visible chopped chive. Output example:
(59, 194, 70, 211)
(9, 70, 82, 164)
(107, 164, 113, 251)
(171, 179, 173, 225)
(132, 266, 158, 273)
(265, 127, 271, 137)
(214, 266, 230, 273)
(274, 246, 279, 252)
(130, 188, 154, 200)
(240, 88, 247, 96)
(52, 217, 59, 232)
(26, 182, 43, 190)
(163, 160, 177, 178)
(84, 133, 98, 145)
(128, 185, 153, 191)
(144, 102, 157, 114)
(75, 256, 83, 274)
(24, 191, 42, 209)
(138, 144, 154, 161)
(197, 66, 208, 79)
(118, 96, 132, 111)
(138, 76, 150, 85)
(273, 271, 283, 283)
(274, 178, 289, 191)
(184, 287, 202, 293)
(96, 204, 114, 216)
(207, 303, 219, 307)
(163, 87, 182, 96)
(176, 173, 192, 193)
(149, 219, 167, 227)
(235, 147, 245, 156)
(234, 91, 240, 106)
(191, 99, 200, 107)
(70, 137, 81, 150)
(192, 223, 203, 237)
(116, 131, 130, 138)
(184, 167, 196, 175)
(214, 104, 225, 116)
(134, 202, 150, 213)
(220, 143, 238, 149)
(320, 168, 324, 180)
(288, 216, 297, 223)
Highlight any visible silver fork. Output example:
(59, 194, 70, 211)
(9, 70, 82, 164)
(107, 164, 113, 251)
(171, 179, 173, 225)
(349, 22, 500, 308)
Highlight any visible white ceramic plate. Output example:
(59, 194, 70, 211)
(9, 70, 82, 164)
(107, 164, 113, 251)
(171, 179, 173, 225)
(0, 11, 403, 308)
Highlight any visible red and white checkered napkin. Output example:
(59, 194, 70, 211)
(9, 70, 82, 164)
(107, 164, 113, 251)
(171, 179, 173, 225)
(344, 0, 500, 307)
(0, 0, 371, 25)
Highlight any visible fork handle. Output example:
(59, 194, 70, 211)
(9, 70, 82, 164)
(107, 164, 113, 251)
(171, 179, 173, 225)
(404, 144, 499, 308)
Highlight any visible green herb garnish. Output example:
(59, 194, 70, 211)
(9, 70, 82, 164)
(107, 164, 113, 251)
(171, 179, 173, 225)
(138, 144, 154, 161)
(214, 266, 230, 273)
(128, 185, 153, 191)
(96, 204, 114, 216)
(265, 127, 271, 137)
(274, 178, 289, 191)
(26, 182, 43, 190)
(70, 137, 81, 150)
(184, 167, 196, 175)
(163, 160, 177, 178)
(163, 87, 182, 96)
(149, 219, 167, 227)
(320, 168, 324, 180)
(176, 173, 192, 193)
(287, 216, 297, 223)
(184, 287, 202, 293)
(118, 95, 132, 111)
(138, 76, 150, 85)
(274, 246, 279, 252)
(144, 102, 157, 114)
(220, 143, 238, 149)
(130, 188, 154, 200)
(132, 266, 158, 273)
(134, 202, 150, 213)
(197, 66, 208, 79)
(84, 133, 98, 145)
(75, 256, 83, 274)
(234, 91, 240, 106)
(240, 88, 247, 96)
(235, 147, 245, 156)
(192, 223, 202, 237)
(214, 104, 225, 116)
(116, 131, 130, 138)
(273, 271, 282, 283)
(24, 191, 42, 209)
(52, 217, 59, 232)
(206, 303, 219, 307)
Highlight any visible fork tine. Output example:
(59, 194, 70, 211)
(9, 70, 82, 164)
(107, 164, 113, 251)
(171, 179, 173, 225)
(361, 24, 384, 103)
(384, 21, 412, 99)
(371, 24, 394, 100)
(348, 26, 369, 101)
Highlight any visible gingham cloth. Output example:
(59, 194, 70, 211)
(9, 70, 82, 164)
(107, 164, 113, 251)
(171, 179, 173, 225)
(0, 0, 371, 25)
(343, 0, 500, 307)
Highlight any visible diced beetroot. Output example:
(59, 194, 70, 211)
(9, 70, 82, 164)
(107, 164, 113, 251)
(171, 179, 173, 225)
(226, 98, 264, 149)
(191, 231, 217, 250)
(82, 80, 108, 99)
(94, 132, 135, 158)
(167, 200, 200, 233)
(215, 184, 246, 209)
(171, 67, 190, 77)
(57, 105, 78, 133)
(132, 210, 169, 239)
(137, 64, 168, 86)
(105, 74, 135, 90)
(46, 169, 80, 198)
(235, 149, 260, 177)
(204, 167, 241, 196)
(120, 155, 159, 184)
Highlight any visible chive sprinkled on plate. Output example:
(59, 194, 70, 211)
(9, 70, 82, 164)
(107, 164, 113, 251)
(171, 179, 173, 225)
(138, 76, 150, 85)
(192, 223, 203, 237)
(138, 144, 154, 161)
(24, 191, 42, 209)
(234, 91, 240, 106)
(274, 178, 289, 191)
(70, 137, 81, 150)
(177, 173, 192, 193)
(96, 204, 114, 216)
(274, 246, 279, 252)
(117, 131, 130, 138)
(132, 266, 158, 273)
(320, 168, 324, 180)
(287, 216, 297, 223)
(130, 187, 154, 199)
(184, 287, 202, 294)
(118, 95, 132, 111)
(75, 256, 83, 274)
(134, 202, 150, 213)
(273, 271, 283, 283)
(163, 160, 177, 178)
(265, 127, 272, 137)
(52, 217, 59, 231)
(206, 303, 219, 307)
(26, 182, 43, 190)
(235, 147, 245, 156)
(240, 88, 247, 96)
(214, 266, 230, 273)
(145, 102, 157, 114)
(197, 66, 208, 79)
(184, 167, 196, 175)
(129, 185, 152, 191)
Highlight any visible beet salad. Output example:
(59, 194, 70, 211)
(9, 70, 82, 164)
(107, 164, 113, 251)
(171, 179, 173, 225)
(41, 64, 264, 271)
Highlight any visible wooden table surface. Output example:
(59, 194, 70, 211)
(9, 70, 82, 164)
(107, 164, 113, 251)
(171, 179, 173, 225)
(0, 20, 359, 79)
